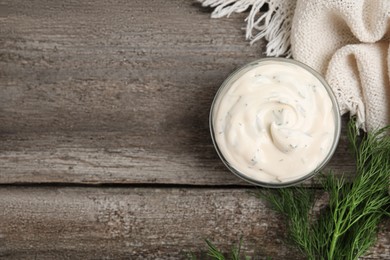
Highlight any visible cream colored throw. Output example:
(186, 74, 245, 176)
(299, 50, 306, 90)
(199, 0, 390, 132)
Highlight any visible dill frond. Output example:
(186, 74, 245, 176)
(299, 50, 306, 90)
(203, 238, 252, 260)
(202, 119, 389, 260)
(205, 239, 226, 260)
(258, 119, 390, 259)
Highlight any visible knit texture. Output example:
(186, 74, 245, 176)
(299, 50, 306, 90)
(199, 0, 390, 132)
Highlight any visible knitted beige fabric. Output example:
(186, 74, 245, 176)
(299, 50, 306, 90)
(199, 0, 390, 132)
(291, 0, 390, 131)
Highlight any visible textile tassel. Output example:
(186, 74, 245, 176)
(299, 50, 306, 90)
(198, 0, 297, 57)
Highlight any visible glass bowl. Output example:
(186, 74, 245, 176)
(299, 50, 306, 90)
(209, 58, 341, 188)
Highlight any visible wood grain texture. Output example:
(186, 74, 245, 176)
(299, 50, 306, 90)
(0, 0, 355, 185)
(0, 123, 355, 185)
(0, 0, 260, 134)
(0, 187, 388, 259)
(1, 1, 387, 259)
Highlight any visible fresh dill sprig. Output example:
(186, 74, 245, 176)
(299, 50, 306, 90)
(258, 119, 390, 260)
(258, 186, 316, 258)
(205, 239, 227, 260)
(200, 119, 389, 259)
(201, 238, 254, 260)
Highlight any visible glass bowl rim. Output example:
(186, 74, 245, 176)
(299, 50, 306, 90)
(209, 57, 342, 188)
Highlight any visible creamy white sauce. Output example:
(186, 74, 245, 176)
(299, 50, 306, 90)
(212, 60, 337, 184)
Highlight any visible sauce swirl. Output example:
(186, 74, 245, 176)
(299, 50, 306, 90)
(211, 59, 338, 184)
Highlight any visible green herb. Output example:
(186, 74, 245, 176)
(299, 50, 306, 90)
(200, 119, 389, 259)
(205, 239, 227, 260)
(202, 238, 256, 260)
(258, 119, 390, 259)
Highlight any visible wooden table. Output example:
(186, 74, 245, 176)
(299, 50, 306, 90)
(0, 1, 388, 259)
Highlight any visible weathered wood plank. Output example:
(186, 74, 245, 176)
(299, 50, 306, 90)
(0, 0, 356, 185)
(0, 123, 354, 185)
(0, 1, 387, 259)
(0, 0, 260, 134)
(0, 187, 388, 259)
(0, 0, 257, 185)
